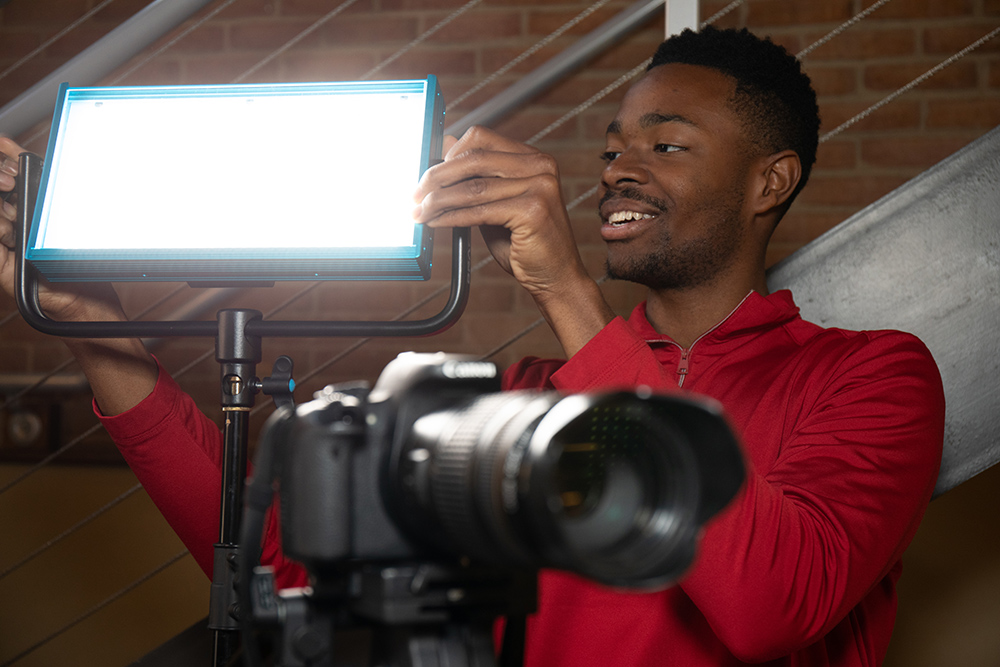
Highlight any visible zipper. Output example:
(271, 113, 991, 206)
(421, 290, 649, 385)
(677, 348, 691, 387)
(666, 291, 755, 388)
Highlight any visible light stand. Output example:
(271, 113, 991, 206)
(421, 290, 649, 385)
(14, 152, 474, 667)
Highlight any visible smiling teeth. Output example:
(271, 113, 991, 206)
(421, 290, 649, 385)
(608, 210, 655, 224)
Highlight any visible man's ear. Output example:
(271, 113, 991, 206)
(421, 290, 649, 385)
(752, 150, 802, 216)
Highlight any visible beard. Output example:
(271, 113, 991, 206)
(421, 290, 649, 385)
(602, 186, 746, 291)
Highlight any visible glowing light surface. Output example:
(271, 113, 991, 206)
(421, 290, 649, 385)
(35, 83, 428, 251)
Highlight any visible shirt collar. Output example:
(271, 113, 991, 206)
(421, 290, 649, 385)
(626, 289, 801, 346)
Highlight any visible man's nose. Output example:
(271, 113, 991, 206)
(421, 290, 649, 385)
(601, 148, 649, 190)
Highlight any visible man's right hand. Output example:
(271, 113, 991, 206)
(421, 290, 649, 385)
(413, 127, 617, 357)
(1, 136, 157, 416)
(0, 136, 126, 324)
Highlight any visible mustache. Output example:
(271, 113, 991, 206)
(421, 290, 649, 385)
(598, 186, 669, 213)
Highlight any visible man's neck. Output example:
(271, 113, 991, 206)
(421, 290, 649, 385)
(643, 271, 768, 348)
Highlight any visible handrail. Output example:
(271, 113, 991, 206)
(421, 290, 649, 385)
(0, 0, 217, 139)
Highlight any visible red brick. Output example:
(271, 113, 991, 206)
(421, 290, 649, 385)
(988, 0, 1000, 15)
(110, 58, 183, 86)
(765, 240, 801, 267)
(178, 53, 268, 83)
(373, 48, 476, 78)
(322, 14, 420, 43)
(814, 139, 856, 169)
(770, 210, 847, 245)
(91, 0, 149, 23)
(927, 99, 1000, 128)
(280, 50, 376, 81)
(701, 0, 745, 29)
(533, 71, 635, 107)
(807, 65, 858, 96)
(380, 0, 480, 11)
(746, 0, 853, 27)
(526, 7, 618, 37)
(819, 100, 921, 134)
(860, 135, 974, 168)
(155, 25, 227, 55)
(229, 19, 319, 51)
(870, 0, 973, 19)
(2, 0, 89, 23)
(494, 109, 578, 143)
(864, 61, 977, 91)
(216, 0, 281, 19)
(797, 174, 910, 207)
(465, 282, 517, 311)
(924, 25, 1000, 55)
(802, 28, 917, 60)
(480, 43, 563, 74)
(991, 62, 1000, 87)
(588, 27, 665, 71)
(0, 31, 41, 59)
(427, 10, 523, 42)
(40, 24, 114, 58)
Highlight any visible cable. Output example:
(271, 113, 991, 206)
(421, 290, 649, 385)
(797, 0, 894, 59)
(450, 0, 618, 107)
(0, 549, 189, 667)
(362, 0, 484, 80)
(232, 0, 363, 84)
(525, 0, 746, 146)
(820, 25, 1000, 142)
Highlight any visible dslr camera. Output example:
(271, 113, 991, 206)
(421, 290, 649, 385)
(241, 352, 744, 666)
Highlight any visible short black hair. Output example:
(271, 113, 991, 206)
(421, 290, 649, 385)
(648, 26, 820, 209)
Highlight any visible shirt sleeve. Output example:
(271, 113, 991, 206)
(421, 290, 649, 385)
(503, 316, 677, 392)
(679, 332, 944, 661)
(97, 359, 307, 589)
(507, 319, 945, 662)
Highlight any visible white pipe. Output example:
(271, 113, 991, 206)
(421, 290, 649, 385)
(665, 0, 699, 37)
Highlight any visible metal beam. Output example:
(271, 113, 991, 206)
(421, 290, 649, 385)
(665, 0, 698, 37)
(0, 0, 217, 140)
(767, 126, 1000, 497)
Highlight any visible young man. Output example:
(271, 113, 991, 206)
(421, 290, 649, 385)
(1, 28, 944, 666)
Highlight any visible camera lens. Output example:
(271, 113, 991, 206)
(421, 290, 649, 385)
(396, 390, 725, 589)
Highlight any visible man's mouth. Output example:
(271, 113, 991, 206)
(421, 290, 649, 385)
(607, 210, 656, 226)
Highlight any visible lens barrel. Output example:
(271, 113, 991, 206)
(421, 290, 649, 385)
(395, 390, 733, 589)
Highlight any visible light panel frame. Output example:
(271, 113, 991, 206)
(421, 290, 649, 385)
(26, 77, 444, 283)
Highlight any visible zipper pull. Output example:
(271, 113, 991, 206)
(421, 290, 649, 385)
(677, 349, 690, 387)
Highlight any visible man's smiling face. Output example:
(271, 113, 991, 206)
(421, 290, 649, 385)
(598, 63, 762, 291)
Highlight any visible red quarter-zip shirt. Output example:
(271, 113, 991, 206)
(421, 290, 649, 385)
(98, 289, 944, 666)
(501, 290, 945, 666)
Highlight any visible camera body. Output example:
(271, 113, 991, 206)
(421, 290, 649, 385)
(278, 352, 505, 570)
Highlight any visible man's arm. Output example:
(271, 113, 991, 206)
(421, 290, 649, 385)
(414, 127, 616, 358)
(516, 319, 945, 661)
(0, 136, 157, 415)
(1, 137, 307, 587)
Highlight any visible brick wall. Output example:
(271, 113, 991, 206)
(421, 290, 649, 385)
(0, 1, 998, 665)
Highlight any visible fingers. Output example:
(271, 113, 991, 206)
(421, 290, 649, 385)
(0, 136, 25, 196)
(446, 126, 538, 159)
(415, 171, 561, 229)
(418, 126, 541, 191)
(414, 131, 559, 228)
(0, 216, 13, 248)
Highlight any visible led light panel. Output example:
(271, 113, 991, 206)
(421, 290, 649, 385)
(27, 78, 444, 282)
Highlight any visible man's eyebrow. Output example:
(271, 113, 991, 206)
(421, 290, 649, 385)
(605, 113, 697, 135)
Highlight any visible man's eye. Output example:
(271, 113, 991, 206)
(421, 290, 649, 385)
(600, 151, 620, 163)
(654, 144, 684, 153)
